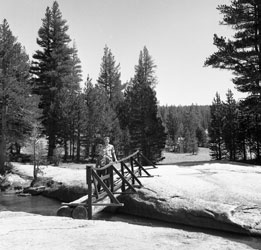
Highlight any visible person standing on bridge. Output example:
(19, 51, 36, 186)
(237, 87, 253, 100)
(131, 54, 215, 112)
(95, 144, 109, 192)
(95, 144, 110, 167)
(94, 137, 117, 192)
(102, 136, 118, 163)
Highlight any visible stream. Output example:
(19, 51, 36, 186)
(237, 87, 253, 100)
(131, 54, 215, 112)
(0, 191, 165, 225)
(1, 192, 261, 249)
(0, 192, 182, 230)
(0, 192, 61, 216)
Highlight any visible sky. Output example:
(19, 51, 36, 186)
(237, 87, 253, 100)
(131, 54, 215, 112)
(0, 0, 246, 106)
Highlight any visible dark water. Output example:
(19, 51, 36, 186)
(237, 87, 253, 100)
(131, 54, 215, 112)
(0, 192, 61, 216)
(1, 192, 261, 249)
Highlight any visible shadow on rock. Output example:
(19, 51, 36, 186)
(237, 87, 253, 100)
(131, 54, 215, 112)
(117, 188, 261, 238)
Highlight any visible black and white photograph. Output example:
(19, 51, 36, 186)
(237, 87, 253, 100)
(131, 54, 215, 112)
(0, 0, 261, 249)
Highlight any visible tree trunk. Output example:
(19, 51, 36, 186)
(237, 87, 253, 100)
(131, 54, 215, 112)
(76, 130, 80, 162)
(0, 100, 7, 174)
(243, 139, 246, 161)
(72, 120, 75, 161)
(48, 132, 56, 161)
(33, 140, 37, 180)
(255, 114, 260, 161)
(63, 139, 68, 162)
(218, 140, 222, 160)
(15, 142, 21, 155)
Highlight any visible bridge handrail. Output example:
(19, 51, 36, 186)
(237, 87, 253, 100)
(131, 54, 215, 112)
(118, 150, 139, 162)
(92, 150, 140, 171)
(92, 161, 114, 171)
(92, 150, 156, 172)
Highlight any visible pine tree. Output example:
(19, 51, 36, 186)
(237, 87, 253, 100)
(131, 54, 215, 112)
(166, 110, 180, 148)
(222, 89, 239, 160)
(70, 42, 82, 91)
(236, 102, 250, 161)
(243, 102, 261, 161)
(81, 77, 118, 156)
(205, 0, 261, 161)
(183, 107, 198, 154)
(56, 42, 82, 161)
(196, 126, 207, 147)
(56, 87, 78, 161)
(121, 47, 166, 163)
(0, 19, 37, 173)
(205, 1, 261, 95)
(97, 45, 126, 150)
(97, 45, 124, 108)
(81, 76, 95, 158)
(31, 1, 75, 159)
(209, 93, 225, 160)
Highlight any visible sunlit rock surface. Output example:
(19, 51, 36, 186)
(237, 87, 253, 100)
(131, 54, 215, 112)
(0, 211, 260, 250)
(0, 173, 31, 190)
(118, 162, 261, 236)
(10, 155, 261, 236)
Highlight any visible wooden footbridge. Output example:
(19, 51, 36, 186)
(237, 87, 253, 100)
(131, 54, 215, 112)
(57, 151, 156, 219)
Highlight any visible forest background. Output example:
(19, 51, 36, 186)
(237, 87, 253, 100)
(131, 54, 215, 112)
(1, 0, 261, 175)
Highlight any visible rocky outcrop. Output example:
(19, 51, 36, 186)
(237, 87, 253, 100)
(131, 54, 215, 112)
(117, 188, 261, 236)
(8, 160, 261, 238)
(0, 173, 31, 191)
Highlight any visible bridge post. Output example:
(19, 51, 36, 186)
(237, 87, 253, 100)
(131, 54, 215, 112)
(130, 158, 135, 185)
(121, 162, 125, 192)
(109, 165, 114, 203)
(137, 154, 142, 176)
(86, 165, 93, 219)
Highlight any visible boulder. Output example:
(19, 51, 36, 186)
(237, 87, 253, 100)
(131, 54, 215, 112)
(118, 188, 261, 236)
(117, 161, 261, 237)
(0, 173, 31, 191)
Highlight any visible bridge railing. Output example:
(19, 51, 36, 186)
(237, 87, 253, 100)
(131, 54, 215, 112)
(86, 150, 156, 219)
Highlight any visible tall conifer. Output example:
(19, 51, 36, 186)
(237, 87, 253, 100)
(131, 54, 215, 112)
(96, 46, 125, 148)
(0, 19, 36, 172)
(97, 45, 124, 108)
(209, 93, 225, 160)
(205, 0, 261, 160)
(122, 47, 166, 163)
(31, 1, 76, 159)
(223, 89, 238, 160)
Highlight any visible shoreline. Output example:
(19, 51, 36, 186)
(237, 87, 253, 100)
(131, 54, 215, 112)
(1, 149, 261, 237)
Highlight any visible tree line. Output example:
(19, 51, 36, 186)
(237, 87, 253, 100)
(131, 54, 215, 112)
(206, 0, 261, 164)
(159, 0, 261, 164)
(0, 1, 166, 174)
(159, 105, 210, 154)
(2, 0, 261, 173)
(209, 89, 261, 162)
